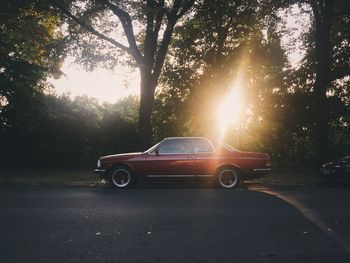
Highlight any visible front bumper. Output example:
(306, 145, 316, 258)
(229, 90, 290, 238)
(94, 168, 106, 176)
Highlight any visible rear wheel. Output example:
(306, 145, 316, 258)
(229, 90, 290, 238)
(108, 166, 134, 189)
(217, 168, 240, 189)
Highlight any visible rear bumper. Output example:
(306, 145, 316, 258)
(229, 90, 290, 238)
(250, 167, 271, 179)
(253, 168, 271, 173)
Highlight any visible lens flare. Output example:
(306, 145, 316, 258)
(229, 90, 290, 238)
(216, 87, 243, 138)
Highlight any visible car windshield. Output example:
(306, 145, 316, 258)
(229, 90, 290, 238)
(144, 142, 161, 153)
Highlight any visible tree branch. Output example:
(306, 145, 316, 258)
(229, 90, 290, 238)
(144, 0, 157, 69)
(309, 0, 322, 24)
(100, 0, 143, 63)
(52, 1, 131, 55)
(151, 23, 174, 87)
(165, 0, 181, 22)
(153, 1, 165, 38)
(176, 0, 195, 19)
(151, 0, 194, 86)
(144, 0, 165, 69)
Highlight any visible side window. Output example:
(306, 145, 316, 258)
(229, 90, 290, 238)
(194, 138, 214, 153)
(158, 139, 193, 154)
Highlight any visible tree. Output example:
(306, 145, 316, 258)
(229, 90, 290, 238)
(51, 0, 195, 147)
(289, 0, 350, 164)
(156, 0, 289, 139)
(0, 0, 64, 132)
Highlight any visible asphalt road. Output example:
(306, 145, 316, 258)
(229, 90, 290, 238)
(1, 184, 350, 263)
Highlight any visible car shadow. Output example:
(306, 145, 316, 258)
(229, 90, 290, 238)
(101, 180, 248, 190)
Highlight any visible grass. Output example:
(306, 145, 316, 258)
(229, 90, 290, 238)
(0, 168, 104, 187)
(258, 170, 326, 186)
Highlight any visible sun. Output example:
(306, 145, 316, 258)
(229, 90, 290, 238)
(216, 87, 243, 138)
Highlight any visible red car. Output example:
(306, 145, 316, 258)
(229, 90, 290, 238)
(94, 137, 271, 189)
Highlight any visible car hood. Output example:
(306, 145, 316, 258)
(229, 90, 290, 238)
(100, 152, 144, 160)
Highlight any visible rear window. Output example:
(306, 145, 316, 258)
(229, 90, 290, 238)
(194, 138, 214, 153)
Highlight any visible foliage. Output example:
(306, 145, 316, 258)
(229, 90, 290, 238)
(153, 0, 350, 167)
(284, 0, 350, 164)
(0, 94, 140, 168)
(0, 0, 65, 131)
(154, 1, 285, 144)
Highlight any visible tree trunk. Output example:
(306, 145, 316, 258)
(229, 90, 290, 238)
(138, 68, 156, 149)
(313, 12, 333, 166)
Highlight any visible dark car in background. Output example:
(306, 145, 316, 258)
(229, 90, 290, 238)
(94, 137, 271, 189)
(321, 156, 350, 179)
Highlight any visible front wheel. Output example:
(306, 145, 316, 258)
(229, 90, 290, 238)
(216, 168, 240, 189)
(108, 166, 135, 189)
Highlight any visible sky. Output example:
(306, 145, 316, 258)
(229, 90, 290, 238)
(49, 57, 140, 103)
(49, 5, 310, 104)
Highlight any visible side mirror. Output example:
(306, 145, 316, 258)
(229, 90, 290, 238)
(154, 148, 159, 156)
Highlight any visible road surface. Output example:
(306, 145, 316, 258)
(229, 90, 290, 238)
(1, 184, 350, 262)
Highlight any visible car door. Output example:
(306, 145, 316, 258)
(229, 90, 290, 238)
(194, 138, 217, 177)
(145, 138, 196, 177)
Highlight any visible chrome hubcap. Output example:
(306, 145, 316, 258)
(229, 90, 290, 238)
(219, 169, 238, 188)
(112, 169, 131, 188)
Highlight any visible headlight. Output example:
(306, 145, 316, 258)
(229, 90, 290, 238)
(97, 159, 101, 168)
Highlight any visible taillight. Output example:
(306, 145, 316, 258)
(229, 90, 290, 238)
(266, 159, 271, 167)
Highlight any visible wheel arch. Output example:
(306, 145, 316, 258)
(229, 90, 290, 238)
(215, 164, 246, 178)
(107, 162, 136, 175)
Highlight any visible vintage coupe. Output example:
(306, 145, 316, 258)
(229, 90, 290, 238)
(94, 137, 271, 189)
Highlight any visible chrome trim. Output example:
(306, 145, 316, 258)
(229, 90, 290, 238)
(147, 174, 195, 178)
(147, 174, 213, 178)
(94, 169, 106, 174)
(150, 153, 195, 155)
(253, 168, 271, 172)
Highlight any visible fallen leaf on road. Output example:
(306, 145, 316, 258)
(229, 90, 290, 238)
(259, 252, 277, 257)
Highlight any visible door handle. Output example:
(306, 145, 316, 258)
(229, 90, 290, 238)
(187, 156, 194, 159)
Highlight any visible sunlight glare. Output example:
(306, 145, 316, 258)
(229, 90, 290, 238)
(216, 86, 243, 138)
